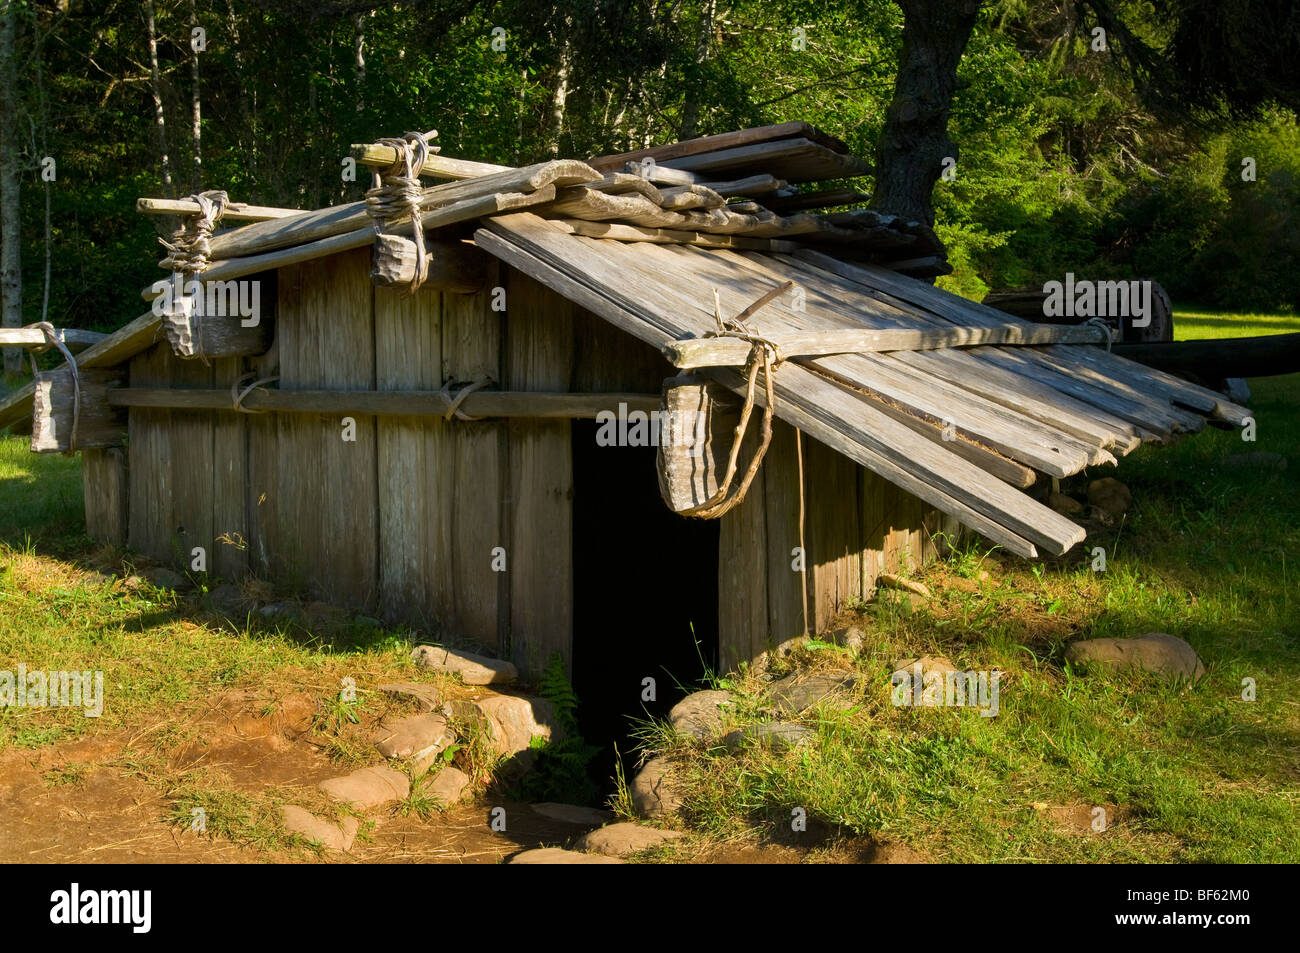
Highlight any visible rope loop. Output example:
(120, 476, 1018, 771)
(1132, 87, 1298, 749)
(439, 379, 490, 421)
(230, 372, 280, 414)
(366, 131, 433, 294)
(1085, 316, 1114, 351)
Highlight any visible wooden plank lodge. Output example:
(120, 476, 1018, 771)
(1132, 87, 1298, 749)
(0, 123, 1251, 678)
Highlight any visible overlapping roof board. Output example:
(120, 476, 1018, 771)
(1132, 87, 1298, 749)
(474, 212, 1250, 559)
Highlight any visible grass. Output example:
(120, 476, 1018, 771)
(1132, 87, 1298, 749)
(0, 309, 1296, 863)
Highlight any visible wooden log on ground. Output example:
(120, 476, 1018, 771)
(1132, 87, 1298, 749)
(983, 281, 1173, 343)
(0, 327, 107, 350)
(31, 367, 127, 453)
(106, 387, 661, 419)
(656, 374, 741, 512)
(1112, 334, 1300, 379)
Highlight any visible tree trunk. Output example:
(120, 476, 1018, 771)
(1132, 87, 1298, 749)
(547, 19, 573, 158)
(144, 0, 174, 197)
(353, 12, 366, 112)
(679, 0, 715, 140)
(188, 0, 202, 192)
(0, 1, 21, 374)
(870, 0, 982, 226)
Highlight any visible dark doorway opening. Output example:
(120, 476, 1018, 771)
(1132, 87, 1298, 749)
(571, 418, 719, 799)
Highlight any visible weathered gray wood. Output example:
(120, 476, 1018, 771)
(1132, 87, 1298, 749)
(82, 447, 128, 545)
(0, 308, 163, 432)
(127, 344, 174, 563)
(144, 188, 557, 303)
(764, 420, 807, 644)
(805, 435, 861, 632)
(136, 196, 299, 221)
(207, 160, 600, 260)
(663, 321, 1109, 368)
(375, 281, 441, 622)
(210, 356, 248, 579)
(476, 214, 1074, 556)
(442, 256, 506, 649)
(166, 353, 215, 578)
(717, 418, 768, 671)
(589, 122, 853, 172)
(505, 269, 575, 676)
(656, 374, 739, 512)
(660, 137, 872, 182)
(31, 367, 127, 453)
(107, 387, 660, 417)
(551, 218, 799, 252)
(0, 327, 107, 349)
(160, 289, 274, 360)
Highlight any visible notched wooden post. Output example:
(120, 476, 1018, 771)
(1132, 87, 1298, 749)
(31, 367, 127, 453)
(656, 373, 741, 513)
(162, 273, 276, 359)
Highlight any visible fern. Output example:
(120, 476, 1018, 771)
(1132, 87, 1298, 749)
(512, 654, 602, 805)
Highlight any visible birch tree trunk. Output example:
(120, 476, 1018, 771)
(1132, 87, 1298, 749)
(354, 12, 366, 111)
(188, 0, 202, 192)
(547, 15, 573, 157)
(0, 1, 22, 374)
(144, 0, 174, 197)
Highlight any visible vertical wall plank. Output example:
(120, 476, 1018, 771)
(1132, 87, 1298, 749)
(311, 249, 377, 608)
(505, 269, 575, 677)
(805, 435, 861, 632)
(763, 420, 804, 646)
(439, 258, 505, 650)
(717, 422, 768, 672)
(167, 353, 214, 574)
(210, 357, 248, 579)
(82, 448, 128, 545)
(127, 345, 172, 563)
(375, 284, 441, 621)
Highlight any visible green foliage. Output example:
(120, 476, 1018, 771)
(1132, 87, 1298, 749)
(511, 653, 602, 805)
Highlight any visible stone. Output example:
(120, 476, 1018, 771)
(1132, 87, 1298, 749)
(1223, 451, 1286, 470)
(722, 721, 814, 751)
(207, 583, 252, 616)
(377, 681, 443, 712)
(140, 567, 190, 591)
(829, 625, 866, 653)
(877, 573, 931, 599)
(668, 690, 734, 741)
(630, 757, 684, 819)
(530, 802, 615, 826)
(575, 822, 683, 857)
(1048, 491, 1084, 516)
(411, 644, 518, 685)
(318, 765, 410, 809)
(507, 847, 623, 864)
(258, 601, 301, 623)
(1065, 632, 1205, 681)
(767, 671, 857, 714)
(1222, 378, 1251, 404)
(419, 766, 470, 806)
(372, 712, 454, 762)
(474, 694, 555, 758)
(1087, 477, 1132, 519)
(280, 805, 359, 852)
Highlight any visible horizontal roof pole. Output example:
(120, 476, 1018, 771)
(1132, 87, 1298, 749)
(664, 322, 1112, 369)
